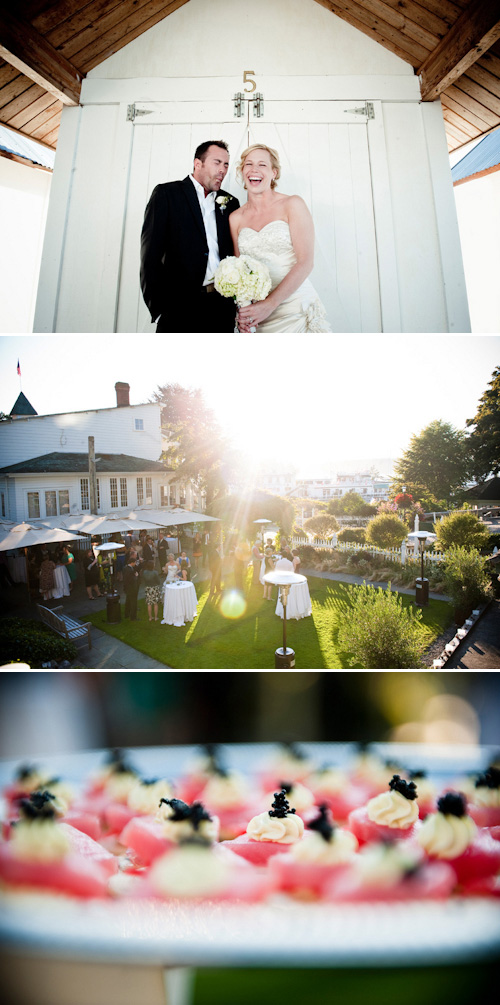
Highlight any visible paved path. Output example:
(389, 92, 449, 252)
(301, 567, 452, 603)
(0, 578, 170, 670)
(445, 599, 500, 669)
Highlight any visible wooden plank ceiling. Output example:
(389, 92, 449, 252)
(0, 0, 499, 156)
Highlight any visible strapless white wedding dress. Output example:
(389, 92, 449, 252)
(238, 220, 331, 333)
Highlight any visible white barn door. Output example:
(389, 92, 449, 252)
(118, 98, 381, 333)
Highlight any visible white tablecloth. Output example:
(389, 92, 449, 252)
(275, 580, 312, 620)
(161, 581, 197, 627)
(7, 556, 27, 583)
(52, 564, 71, 599)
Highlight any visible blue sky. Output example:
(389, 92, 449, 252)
(1, 334, 498, 476)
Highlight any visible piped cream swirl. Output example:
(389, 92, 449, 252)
(292, 828, 357, 865)
(367, 789, 419, 829)
(246, 811, 304, 843)
(11, 820, 70, 862)
(417, 811, 477, 859)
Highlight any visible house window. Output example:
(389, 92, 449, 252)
(27, 492, 40, 518)
(145, 477, 152, 505)
(135, 418, 144, 430)
(160, 486, 169, 507)
(120, 478, 127, 507)
(110, 478, 118, 508)
(169, 488, 176, 506)
(58, 489, 70, 515)
(179, 488, 186, 506)
(80, 478, 89, 511)
(45, 490, 57, 516)
(0, 492, 5, 518)
(97, 479, 100, 508)
(137, 478, 144, 506)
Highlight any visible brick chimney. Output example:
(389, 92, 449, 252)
(115, 382, 130, 407)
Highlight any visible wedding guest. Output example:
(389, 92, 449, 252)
(142, 535, 155, 564)
(84, 549, 102, 600)
(0, 553, 15, 589)
(251, 540, 263, 586)
(123, 551, 140, 621)
(233, 539, 251, 591)
(192, 532, 203, 571)
(157, 530, 169, 570)
(263, 547, 275, 601)
(178, 550, 191, 581)
(39, 551, 56, 601)
(142, 560, 163, 622)
(208, 545, 222, 600)
(61, 544, 77, 591)
(292, 549, 302, 574)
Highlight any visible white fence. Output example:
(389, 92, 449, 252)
(291, 537, 445, 567)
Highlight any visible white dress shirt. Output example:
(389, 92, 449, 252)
(190, 174, 220, 284)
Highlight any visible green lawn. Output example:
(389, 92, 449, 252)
(86, 576, 453, 669)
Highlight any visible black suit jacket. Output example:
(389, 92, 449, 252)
(140, 176, 239, 322)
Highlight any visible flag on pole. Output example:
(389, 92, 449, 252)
(17, 360, 21, 376)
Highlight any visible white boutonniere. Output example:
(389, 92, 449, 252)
(216, 195, 232, 213)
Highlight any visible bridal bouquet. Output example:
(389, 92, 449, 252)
(214, 255, 272, 332)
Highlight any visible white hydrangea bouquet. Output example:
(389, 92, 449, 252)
(214, 255, 272, 332)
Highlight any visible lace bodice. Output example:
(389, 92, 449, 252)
(238, 220, 298, 290)
(237, 220, 331, 333)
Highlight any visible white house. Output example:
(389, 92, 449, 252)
(0, 382, 203, 523)
(33, 0, 470, 334)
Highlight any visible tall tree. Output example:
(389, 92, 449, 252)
(466, 365, 500, 482)
(392, 420, 469, 508)
(150, 383, 234, 506)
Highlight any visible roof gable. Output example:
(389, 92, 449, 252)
(0, 451, 169, 475)
(1, 1, 499, 153)
(9, 391, 37, 416)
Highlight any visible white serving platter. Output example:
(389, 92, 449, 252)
(1, 742, 499, 968)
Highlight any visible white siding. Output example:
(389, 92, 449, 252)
(34, 0, 469, 334)
(4, 470, 172, 523)
(0, 403, 162, 467)
(0, 158, 51, 333)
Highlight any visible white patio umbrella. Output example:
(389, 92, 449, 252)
(0, 522, 83, 596)
(253, 518, 273, 546)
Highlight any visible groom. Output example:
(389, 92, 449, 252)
(140, 140, 239, 333)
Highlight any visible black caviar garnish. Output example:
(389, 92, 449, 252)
(278, 781, 293, 794)
(475, 766, 500, 790)
(19, 790, 57, 820)
(159, 797, 212, 830)
(103, 749, 137, 775)
(437, 792, 467, 817)
(141, 778, 159, 786)
(269, 789, 296, 819)
(201, 743, 228, 777)
(409, 770, 427, 780)
(15, 763, 38, 782)
(307, 804, 334, 843)
(389, 775, 418, 800)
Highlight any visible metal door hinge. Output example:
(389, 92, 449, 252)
(126, 104, 152, 122)
(344, 101, 375, 119)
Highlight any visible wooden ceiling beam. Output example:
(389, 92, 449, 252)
(0, 5, 83, 105)
(419, 0, 500, 101)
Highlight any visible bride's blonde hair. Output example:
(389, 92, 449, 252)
(237, 144, 281, 189)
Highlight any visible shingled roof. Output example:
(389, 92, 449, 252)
(0, 451, 169, 475)
(8, 391, 38, 417)
(1, 1, 499, 155)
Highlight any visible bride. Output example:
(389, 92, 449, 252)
(229, 144, 330, 333)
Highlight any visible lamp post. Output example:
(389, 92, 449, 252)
(263, 569, 306, 668)
(412, 530, 429, 606)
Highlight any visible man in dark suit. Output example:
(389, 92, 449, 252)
(123, 550, 140, 621)
(140, 140, 239, 333)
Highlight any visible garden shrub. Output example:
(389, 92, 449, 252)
(337, 527, 366, 544)
(0, 618, 77, 668)
(435, 511, 490, 552)
(366, 513, 408, 549)
(442, 547, 491, 614)
(338, 584, 426, 669)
